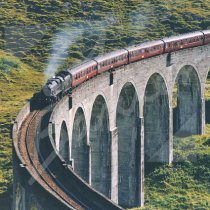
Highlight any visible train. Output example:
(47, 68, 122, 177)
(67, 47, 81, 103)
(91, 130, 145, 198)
(41, 30, 210, 103)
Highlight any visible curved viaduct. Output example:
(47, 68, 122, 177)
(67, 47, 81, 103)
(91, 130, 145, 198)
(13, 44, 210, 210)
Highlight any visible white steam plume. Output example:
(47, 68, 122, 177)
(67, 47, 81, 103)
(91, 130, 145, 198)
(45, 15, 116, 79)
(45, 25, 84, 79)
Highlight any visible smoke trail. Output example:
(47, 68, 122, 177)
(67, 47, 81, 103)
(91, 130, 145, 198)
(45, 25, 84, 79)
(45, 13, 116, 79)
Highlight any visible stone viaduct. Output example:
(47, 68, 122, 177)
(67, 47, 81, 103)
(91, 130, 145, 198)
(49, 44, 210, 208)
(12, 43, 210, 210)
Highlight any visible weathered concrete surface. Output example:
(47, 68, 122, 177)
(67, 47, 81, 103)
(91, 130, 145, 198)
(144, 73, 169, 164)
(117, 83, 140, 207)
(59, 121, 70, 163)
(173, 65, 201, 136)
(90, 95, 111, 197)
(71, 108, 89, 182)
(48, 44, 210, 208)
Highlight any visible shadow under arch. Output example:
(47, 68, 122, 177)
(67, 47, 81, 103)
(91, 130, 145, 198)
(90, 95, 111, 198)
(59, 121, 70, 163)
(71, 107, 89, 182)
(144, 73, 169, 172)
(173, 65, 201, 137)
(116, 82, 140, 208)
(205, 70, 210, 124)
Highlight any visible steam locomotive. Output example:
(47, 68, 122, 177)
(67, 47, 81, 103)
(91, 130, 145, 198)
(41, 30, 210, 102)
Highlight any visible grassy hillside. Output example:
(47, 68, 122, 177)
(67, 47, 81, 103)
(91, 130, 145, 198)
(0, 0, 210, 209)
(1, 0, 210, 70)
(133, 128, 210, 210)
(0, 51, 43, 209)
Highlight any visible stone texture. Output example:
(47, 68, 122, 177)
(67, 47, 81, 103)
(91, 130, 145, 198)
(14, 44, 210, 209)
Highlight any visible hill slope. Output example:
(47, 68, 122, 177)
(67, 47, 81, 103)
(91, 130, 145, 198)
(1, 0, 210, 70)
(0, 0, 210, 209)
(0, 51, 43, 209)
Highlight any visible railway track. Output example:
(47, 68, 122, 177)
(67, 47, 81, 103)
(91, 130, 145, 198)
(18, 109, 82, 209)
(15, 106, 123, 210)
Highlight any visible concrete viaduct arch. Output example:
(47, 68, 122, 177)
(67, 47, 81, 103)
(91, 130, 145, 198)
(49, 44, 210, 208)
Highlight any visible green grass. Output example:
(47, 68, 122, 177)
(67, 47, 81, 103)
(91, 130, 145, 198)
(0, 50, 43, 209)
(0, 0, 210, 209)
(0, 0, 210, 70)
(130, 129, 210, 210)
